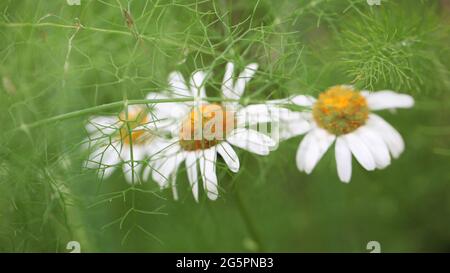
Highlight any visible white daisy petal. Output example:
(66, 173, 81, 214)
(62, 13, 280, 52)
(343, 133, 376, 171)
(363, 90, 414, 110)
(185, 152, 199, 202)
(295, 131, 313, 172)
(169, 153, 185, 200)
(86, 116, 119, 135)
(234, 63, 258, 99)
(151, 154, 178, 188)
(85, 143, 106, 169)
(143, 140, 172, 184)
(356, 126, 391, 169)
(122, 158, 134, 184)
(145, 91, 168, 101)
(102, 165, 117, 179)
(236, 104, 279, 127)
(367, 114, 405, 158)
(126, 105, 144, 115)
(302, 128, 335, 174)
(152, 154, 181, 188)
(146, 92, 189, 123)
(222, 62, 236, 100)
(123, 164, 135, 184)
(277, 110, 311, 141)
(144, 137, 167, 158)
(122, 146, 146, 184)
(290, 95, 316, 107)
(149, 140, 183, 187)
(142, 164, 152, 182)
(168, 71, 191, 98)
(198, 148, 218, 200)
(82, 133, 104, 150)
(93, 144, 120, 179)
(217, 142, 240, 173)
(335, 137, 352, 183)
(170, 169, 179, 200)
(190, 71, 207, 99)
(226, 128, 275, 156)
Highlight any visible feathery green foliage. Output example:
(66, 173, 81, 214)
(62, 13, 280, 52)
(0, 0, 449, 252)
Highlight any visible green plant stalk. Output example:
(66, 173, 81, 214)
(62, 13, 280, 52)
(12, 97, 283, 132)
(13, 98, 192, 132)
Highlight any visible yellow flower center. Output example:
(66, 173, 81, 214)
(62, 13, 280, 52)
(179, 104, 236, 151)
(312, 85, 369, 135)
(118, 107, 152, 145)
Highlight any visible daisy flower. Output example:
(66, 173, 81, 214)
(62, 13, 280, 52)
(282, 85, 414, 183)
(143, 63, 278, 201)
(84, 105, 165, 184)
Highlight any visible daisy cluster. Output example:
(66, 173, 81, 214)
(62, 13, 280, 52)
(84, 62, 414, 201)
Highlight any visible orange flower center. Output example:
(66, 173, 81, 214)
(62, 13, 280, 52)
(312, 85, 369, 135)
(179, 104, 236, 151)
(118, 107, 152, 145)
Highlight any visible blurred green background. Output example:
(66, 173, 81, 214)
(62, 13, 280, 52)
(0, 0, 449, 252)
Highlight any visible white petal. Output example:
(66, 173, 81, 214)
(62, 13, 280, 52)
(122, 146, 146, 184)
(356, 126, 391, 169)
(234, 63, 258, 99)
(85, 144, 106, 169)
(152, 155, 170, 189)
(146, 91, 168, 101)
(82, 134, 102, 150)
(126, 104, 144, 114)
(142, 164, 152, 182)
(170, 170, 179, 201)
(85, 143, 120, 179)
(301, 128, 335, 174)
(198, 148, 218, 200)
(363, 90, 414, 110)
(217, 142, 240, 173)
(104, 149, 121, 178)
(168, 71, 191, 98)
(144, 137, 167, 157)
(276, 110, 311, 141)
(102, 145, 122, 178)
(149, 155, 169, 186)
(185, 152, 199, 202)
(335, 137, 352, 183)
(236, 104, 279, 127)
(149, 140, 183, 187)
(221, 62, 236, 100)
(169, 153, 185, 200)
(190, 71, 207, 99)
(86, 116, 119, 135)
(226, 128, 276, 156)
(142, 138, 176, 183)
(367, 114, 405, 158)
(152, 154, 178, 188)
(146, 92, 189, 123)
(295, 132, 312, 172)
(343, 133, 376, 171)
(290, 95, 316, 107)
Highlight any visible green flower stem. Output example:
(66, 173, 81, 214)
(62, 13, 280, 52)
(11, 97, 277, 132)
(13, 98, 190, 132)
